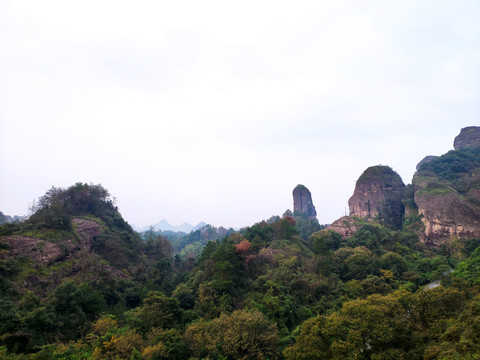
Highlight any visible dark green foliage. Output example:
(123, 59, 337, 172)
(358, 165, 403, 184)
(292, 210, 324, 241)
(419, 147, 480, 184)
(378, 198, 405, 230)
(347, 224, 390, 252)
(418, 147, 480, 200)
(244, 220, 275, 249)
(141, 225, 235, 257)
(127, 291, 183, 334)
(379, 252, 408, 277)
(0, 223, 21, 236)
(403, 184, 417, 209)
(0, 299, 18, 336)
(49, 281, 106, 340)
(311, 230, 342, 254)
(461, 238, 480, 257)
(455, 246, 480, 284)
(2, 182, 480, 359)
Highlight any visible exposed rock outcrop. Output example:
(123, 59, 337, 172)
(414, 185, 480, 246)
(348, 166, 405, 221)
(326, 216, 368, 238)
(0, 218, 101, 265)
(454, 126, 480, 150)
(293, 184, 317, 218)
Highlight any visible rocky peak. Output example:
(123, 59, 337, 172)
(348, 165, 405, 220)
(454, 126, 480, 150)
(292, 184, 317, 218)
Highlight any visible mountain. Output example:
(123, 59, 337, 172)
(134, 219, 207, 233)
(0, 211, 23, 225)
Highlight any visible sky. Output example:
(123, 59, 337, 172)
(0, 1, 479, 229)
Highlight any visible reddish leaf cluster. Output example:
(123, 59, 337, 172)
(234, 239, 251, 254)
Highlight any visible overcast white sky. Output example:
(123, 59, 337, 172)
(1, 1, 479, 229)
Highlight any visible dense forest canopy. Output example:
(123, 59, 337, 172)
(0, 180, 480, 359)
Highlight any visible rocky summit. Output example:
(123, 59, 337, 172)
(453, 126, 480, 150)
(348, 165, 405, 220)
(292, 184, 317, 218)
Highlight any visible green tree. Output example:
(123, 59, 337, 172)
(185, 310, 278, 360)
(127, 291, 183, 334)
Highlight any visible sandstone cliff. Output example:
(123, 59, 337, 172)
(348, 166, 405, 224)
(293, 184, 317, 218)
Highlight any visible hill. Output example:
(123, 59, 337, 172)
(0, 183, 186, 354)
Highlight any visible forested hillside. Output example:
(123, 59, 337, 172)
(1, 175, 480, 359)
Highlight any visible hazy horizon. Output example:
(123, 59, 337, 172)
(1, 1, 479, 229)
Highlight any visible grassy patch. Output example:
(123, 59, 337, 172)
(22, 228, 76, 242)
(416, 181, 455, 197)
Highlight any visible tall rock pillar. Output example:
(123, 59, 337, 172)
(293, 184, 317, 219)
(348, 165, 405, 222)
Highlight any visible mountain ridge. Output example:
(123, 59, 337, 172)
(133, 219, 207, 233)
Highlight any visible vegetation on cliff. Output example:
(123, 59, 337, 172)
(357, 165, 404, 184)
(417, 146, 480, 196)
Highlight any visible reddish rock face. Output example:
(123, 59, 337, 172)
(454, 126, 480, 150)
(348, 166, 405, 219)
(292, 184, 317, 218)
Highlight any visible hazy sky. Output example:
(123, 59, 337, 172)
(1, 1, 479, 229)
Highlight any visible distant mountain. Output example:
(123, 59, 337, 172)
(134, 220, 207, 233)
(0, 211, 23, 225)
